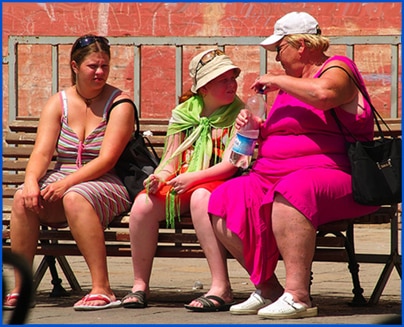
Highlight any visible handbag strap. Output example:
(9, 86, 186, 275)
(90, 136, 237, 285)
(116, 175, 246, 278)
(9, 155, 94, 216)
(107, 98, 160, 160)
(319, 65, 392, 139)
(322, 67, 401, 193)
(107, 98, 141, 137)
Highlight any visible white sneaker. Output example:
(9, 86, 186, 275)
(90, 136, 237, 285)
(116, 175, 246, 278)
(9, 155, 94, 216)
(257, 292, 318, 319)
(230, 291, 271, 315)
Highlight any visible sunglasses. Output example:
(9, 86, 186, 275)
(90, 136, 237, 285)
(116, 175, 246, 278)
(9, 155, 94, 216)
(72, 36, 110, 52)
(275, 43, 289, 55)
(194, 49, 225, 81)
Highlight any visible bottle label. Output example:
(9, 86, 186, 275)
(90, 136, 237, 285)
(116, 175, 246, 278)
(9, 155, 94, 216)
(232, 133, 257, 156)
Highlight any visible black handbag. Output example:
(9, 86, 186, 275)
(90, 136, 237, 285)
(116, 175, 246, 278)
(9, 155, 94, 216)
(108, 99, 160, 200)
(326, 66, 402, 205)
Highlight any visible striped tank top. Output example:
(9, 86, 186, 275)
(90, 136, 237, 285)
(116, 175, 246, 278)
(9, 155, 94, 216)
(56, 89, 121, 171)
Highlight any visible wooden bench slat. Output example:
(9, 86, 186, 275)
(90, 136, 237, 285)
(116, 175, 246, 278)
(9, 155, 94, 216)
(3, 160, 30, 171)
(2, 174, 26, 185)
(2, 147, 36, 158)
(4, 131, 37, 145)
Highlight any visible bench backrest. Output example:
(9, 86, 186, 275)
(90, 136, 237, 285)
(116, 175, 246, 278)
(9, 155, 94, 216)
(4, 35, 401, 124)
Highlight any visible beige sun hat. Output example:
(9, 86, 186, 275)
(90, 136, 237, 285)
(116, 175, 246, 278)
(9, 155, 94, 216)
(260, 12, 320, 51)
(189, 48, 241, 93)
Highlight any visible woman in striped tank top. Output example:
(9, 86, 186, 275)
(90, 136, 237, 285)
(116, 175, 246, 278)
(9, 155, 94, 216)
(5, 35, 134, 311)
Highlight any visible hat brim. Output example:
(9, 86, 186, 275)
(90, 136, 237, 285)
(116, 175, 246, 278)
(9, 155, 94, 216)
(191, 66, 240, 93)
(260, 34, 284, 51)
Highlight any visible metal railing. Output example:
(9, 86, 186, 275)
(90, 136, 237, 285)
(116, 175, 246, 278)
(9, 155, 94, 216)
(4, 35, 401, 122)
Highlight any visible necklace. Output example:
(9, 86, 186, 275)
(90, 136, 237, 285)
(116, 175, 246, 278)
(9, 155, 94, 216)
(75, 86, 104, 106)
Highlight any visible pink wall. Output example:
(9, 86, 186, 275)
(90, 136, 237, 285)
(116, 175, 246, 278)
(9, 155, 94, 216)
(2, 2, 402, 125)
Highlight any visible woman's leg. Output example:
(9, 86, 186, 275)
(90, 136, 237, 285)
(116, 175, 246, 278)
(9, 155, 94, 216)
(186, 189, 233, 308)
(212, 214, 283, 302)
(271, 194, 316, 307)
(124, 193, 166, 304)
(62, 192, 117, 307)
(6, 189, 67, 307)
(5, 190, 41, 306)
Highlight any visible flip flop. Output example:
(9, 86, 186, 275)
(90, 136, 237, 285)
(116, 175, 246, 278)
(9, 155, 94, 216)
(184, 295, 235, 312)
(3, 293, 36, 310)
(122, 291, 148, 309)
(3, 293, 20, 310)
(73, 294, 121, 311)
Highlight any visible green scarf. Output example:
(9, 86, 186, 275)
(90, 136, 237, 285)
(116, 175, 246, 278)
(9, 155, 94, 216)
(156, 95, 244, 228)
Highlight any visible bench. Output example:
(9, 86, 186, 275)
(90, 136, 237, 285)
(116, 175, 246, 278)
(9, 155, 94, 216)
(2, 116, 401, 306)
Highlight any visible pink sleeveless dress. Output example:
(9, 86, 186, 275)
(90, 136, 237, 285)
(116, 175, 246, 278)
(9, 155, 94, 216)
(208, 56, 380, 285)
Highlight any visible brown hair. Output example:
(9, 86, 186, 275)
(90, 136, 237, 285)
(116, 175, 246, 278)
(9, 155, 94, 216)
(70, 34, 111, 85)
(178, 89, 196, 104)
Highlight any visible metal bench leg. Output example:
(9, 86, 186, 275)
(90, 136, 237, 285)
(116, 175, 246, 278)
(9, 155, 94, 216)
(344, 226, 367, 306)
(33, 256, 48, 291)
(56, 256, 82, 292)
(368, 213, 402, 305)
(45, 255, 70, 297)
(316, 228, 367, 306)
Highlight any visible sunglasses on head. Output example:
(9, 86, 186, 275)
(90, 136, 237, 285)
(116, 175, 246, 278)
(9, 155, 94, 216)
(72, 36, 110, 52)
(194, 49, 225, 83)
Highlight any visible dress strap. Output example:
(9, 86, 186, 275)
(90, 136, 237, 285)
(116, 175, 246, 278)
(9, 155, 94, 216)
(59, 90, 68, 122)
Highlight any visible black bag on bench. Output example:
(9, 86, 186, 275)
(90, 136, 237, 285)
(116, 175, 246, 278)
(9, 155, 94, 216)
(108, 99, 160, 201)
(327, 66, 402, 205)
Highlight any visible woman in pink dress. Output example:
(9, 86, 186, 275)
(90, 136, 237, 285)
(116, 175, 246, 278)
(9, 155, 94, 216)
(208, 11, 380, 319)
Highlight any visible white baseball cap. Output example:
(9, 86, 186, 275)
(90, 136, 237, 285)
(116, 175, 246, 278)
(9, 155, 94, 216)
(260, 12, 320, 51)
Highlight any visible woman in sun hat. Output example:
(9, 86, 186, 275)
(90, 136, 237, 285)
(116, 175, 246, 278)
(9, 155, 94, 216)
(122, 48, 244, 311)
(209, 11, 378, 319)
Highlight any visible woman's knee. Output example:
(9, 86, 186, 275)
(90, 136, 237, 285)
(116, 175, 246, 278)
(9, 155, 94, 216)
(130, 193, 163, 224)
(272, 194, 300, 221)
(11, 189, 25, 213)
(63, 191, 85, 207)
(189, 188, 210, 215)
(62, 191, 92, 217)
(211, 214, 224, 236)
(272, 193, 315, 237)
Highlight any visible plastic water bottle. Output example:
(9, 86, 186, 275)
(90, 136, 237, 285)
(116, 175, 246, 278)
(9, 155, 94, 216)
(229, 92, 266, 169)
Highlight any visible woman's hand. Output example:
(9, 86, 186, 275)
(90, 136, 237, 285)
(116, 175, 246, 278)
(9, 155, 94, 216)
(22, 181, 43, 214)
(143, 174, 164, 194)
(166, 173, 194, 194)
(251, 74, 280, 93)
(235, 109, 251, 130)
(40, 180, 68, 203)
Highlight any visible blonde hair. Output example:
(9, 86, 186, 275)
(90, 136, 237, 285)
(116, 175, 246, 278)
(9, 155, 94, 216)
(284, 34, 330, 52)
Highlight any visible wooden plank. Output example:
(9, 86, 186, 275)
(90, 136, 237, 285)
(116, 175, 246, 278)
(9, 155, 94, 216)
(4, 131, 36, 145)
(2, 174, 25, 184)
(2, 147, 36, 158)
(3, 160, 30, 171)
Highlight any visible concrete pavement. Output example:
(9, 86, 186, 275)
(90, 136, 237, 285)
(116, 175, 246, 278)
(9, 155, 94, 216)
(2, 224, 402, 325)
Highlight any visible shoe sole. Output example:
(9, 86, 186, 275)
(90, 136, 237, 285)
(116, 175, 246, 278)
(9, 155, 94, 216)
(74, 301, 122, 311)
(258, 306, 318, 319)
(184, 303, 234, 312)
(230, 309, 260, 315)
(230, 304, 269, 315)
